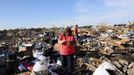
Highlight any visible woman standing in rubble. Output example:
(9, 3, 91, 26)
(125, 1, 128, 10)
(58, 27, 76, 75)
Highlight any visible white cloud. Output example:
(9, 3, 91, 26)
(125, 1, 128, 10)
(72, 0, 134, 25)
(104, 0, 134, 8)
(41, 0, 134, 27)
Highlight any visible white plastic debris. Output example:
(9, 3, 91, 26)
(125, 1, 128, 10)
(32, 55, 49, 72)
(38, 55, 46, 61)
(56, 59, 62, 66)
(93, 61, 116, 75)
(33, 50, 44, 59)
(32, 61, 46, 72)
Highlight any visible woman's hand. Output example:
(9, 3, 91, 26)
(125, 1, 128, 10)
(58, 40, 76, 45)
(58, 40, 66, 45)
(61, 40, 66, 44)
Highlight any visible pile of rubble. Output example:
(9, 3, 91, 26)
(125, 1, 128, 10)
(73, 26, 134, 75)
(0, 23, 134, 75)
(74, 49, 134, 75)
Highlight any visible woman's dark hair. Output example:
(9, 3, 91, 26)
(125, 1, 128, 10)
(64, 27, 72, 36)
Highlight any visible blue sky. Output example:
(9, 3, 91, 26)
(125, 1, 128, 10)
(0, 0, 134, 30)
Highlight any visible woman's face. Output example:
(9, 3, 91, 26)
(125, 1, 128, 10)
(66, 31, 71, 36)
(65, 28, 72, 36)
